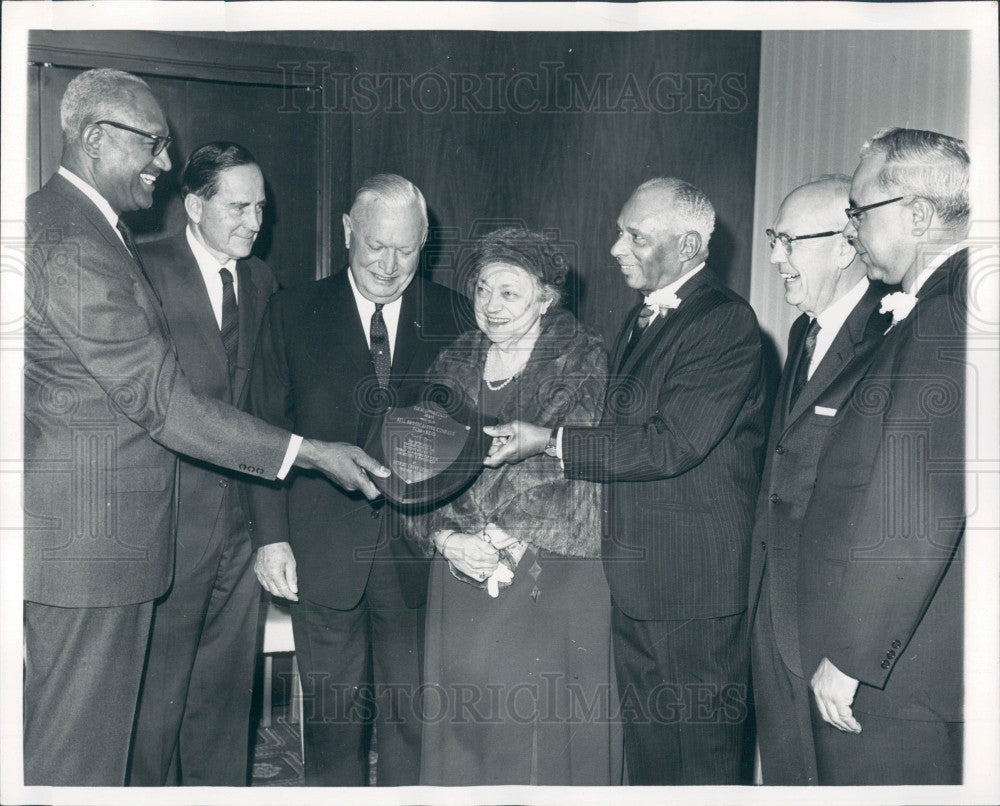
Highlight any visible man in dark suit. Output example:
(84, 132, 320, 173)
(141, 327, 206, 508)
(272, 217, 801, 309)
(129, 142, 278, 785)
(747, 175, 890, 784)
(798, 128, 969, 784)
(485, 178, 767, 784)
(23, 68, 387, 786)
(246, 174, 466, 786)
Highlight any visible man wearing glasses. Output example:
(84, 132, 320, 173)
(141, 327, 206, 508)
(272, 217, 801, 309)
(24, 68, 389, 785)
(797, 128, 969, 783)
(748, 175, 891, 784)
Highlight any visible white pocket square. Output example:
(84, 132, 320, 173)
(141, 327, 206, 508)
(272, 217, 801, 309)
(814, 405, 837, 417)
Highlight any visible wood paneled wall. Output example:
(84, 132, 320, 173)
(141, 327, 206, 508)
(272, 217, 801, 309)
(191, 30, 761, 347)
(751, 30, 970, 360)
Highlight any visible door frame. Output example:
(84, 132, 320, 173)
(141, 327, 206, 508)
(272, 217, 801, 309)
(28, 30, 351, 280)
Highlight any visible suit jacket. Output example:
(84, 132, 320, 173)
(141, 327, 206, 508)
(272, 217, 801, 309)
(245, 269, 466, 610)
(746, 282, 889, 676)
(797, 249, 967, 722)
(139, 232, 278, 564)
(23, 173, 291, 607)
(562, 267, 768, 620)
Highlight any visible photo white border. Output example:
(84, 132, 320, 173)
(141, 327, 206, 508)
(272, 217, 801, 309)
(2, 3, 997, 805)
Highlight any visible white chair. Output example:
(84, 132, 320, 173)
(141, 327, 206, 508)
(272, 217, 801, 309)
(261, 597, 304, 760)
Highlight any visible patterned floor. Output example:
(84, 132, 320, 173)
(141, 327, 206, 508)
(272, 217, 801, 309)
(252, 706, 304, 786)
(251, 704, 378, 786)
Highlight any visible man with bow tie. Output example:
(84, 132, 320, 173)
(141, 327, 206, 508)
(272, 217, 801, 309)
(129, 142, 278, 785)
(485, 177, 767, 784)
(245, 174, 466, 786)
(797, 128, 969, 784)
(747, 175, 892, 785)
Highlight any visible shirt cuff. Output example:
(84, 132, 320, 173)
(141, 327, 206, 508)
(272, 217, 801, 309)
(277, 434, 304, 480)
(555, 426, 565, 469)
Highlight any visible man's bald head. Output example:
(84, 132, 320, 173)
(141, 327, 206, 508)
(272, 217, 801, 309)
(770, 175, 865, 317)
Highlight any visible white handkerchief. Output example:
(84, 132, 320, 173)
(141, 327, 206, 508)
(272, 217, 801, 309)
(814, 405, 837, 417)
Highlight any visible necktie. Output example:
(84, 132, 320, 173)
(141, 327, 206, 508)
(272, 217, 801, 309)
(219, 267, 239, 379)
(115, 219, 140, 263)
(370, 303, 391, 388)
(619, 303, 657, 368)
(789, 318, 821, 407)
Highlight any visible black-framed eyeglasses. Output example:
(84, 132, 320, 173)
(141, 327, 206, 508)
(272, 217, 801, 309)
(765, 228, 842, 254)
(95, 120, 172, 157)
(844, 196, 906, 226)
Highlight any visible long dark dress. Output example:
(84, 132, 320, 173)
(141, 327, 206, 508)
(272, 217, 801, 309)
(415, 316, 622, 786)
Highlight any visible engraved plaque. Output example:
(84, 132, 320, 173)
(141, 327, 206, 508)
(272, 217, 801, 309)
(371, 401, 490, 505)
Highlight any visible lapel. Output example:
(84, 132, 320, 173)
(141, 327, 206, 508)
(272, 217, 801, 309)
(785, 283, 884, 428)
(390, 279, 423, 387)
(616, 268, 713, 376)
(611, 302, 644, 372)
(777, 313, 810, 430)
(324, 269, 373, 379)
(173, 238, 231, 391)
(49, 173, 173, 335)
(234, 260, 263, 403)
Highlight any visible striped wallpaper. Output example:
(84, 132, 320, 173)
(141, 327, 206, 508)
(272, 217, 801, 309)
(751, 30, 970, 361)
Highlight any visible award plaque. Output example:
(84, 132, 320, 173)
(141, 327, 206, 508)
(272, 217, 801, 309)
(371, 401, 492, 505)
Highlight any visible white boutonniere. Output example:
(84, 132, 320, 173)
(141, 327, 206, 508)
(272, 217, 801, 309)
(645, 291, 681, 318)
(660, 291, 682, 311)
(879, 291, 918, 333)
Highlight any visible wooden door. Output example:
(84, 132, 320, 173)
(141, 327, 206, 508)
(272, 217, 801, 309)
(28, 31, 352, 288)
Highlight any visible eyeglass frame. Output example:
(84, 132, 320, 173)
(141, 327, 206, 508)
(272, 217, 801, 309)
(765, 228, 842, 254)
(94, 120, 172, 157)
(844, 195, 907, 227)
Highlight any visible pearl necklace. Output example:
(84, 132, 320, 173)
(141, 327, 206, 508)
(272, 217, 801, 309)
(484, 345, 525, 391)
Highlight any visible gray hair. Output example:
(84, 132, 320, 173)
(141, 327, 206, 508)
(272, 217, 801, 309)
(860, 127, 969, 230)
(60, 68, 151, 139)
(636, 177, 716, 246)
(349, 173, 428, 233)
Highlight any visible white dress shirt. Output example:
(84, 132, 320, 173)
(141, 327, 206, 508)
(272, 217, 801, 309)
(911, 239, 970, 296)
(640, 261, 706, 327)
(347, 270, 404, 359)
(58, 166, 128, 248)
(185, 225, 238, 329)
(809, 276, 870, 379)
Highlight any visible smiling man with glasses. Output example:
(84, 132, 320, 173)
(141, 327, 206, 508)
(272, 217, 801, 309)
(25, 67, 392, 787)
(798, 128, 970, 785)
(95, 119, 173, 156)
(748, 175, 893, 785)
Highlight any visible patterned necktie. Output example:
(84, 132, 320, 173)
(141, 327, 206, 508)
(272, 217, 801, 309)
(115, 219, 140, 262)
(619, 303, 657, 368)
(789, 318, 821, 407)
(370, 303, 391, 388)
(219, 267, 239, 379)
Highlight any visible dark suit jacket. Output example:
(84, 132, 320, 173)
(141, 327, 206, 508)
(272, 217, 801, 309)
(747, 282, 889, 676)
(245, 269, 466, 610)
(797, 249, 967, 722)
(562, 267, 768, 620)
(139, 232, 278, 564)
(23, 173, 291, 608)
